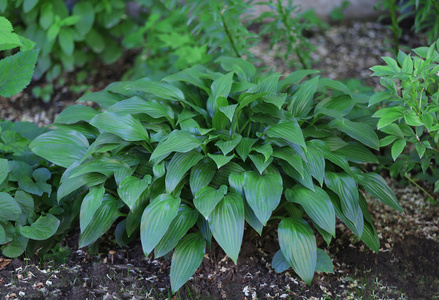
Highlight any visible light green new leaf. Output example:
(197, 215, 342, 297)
(0, 192, 21, 221)
(391, 139, 406, 161)
(59, 28, 74, 55)
(127, 80, 185, 101)
(118, 175, 152, 210)
(329, 119, 380, 150)
(215, 135, 242, 155)
(190, 159, 216, 196)
(155, 205, 198, 258)
(141, 194, 180, 256)
(90, 112, 149, 142)
(0, 50, 38, 97)
(208, 192, 244, 263)
(166, 151, 204, 194)
(54, 105, 98, 124)
(73, 2, 95, 36)
(0, 158, 9, 185)
(150, 130, 201, 162)
(265, 120, 306, 148)
(243, 171, 282, 225)
(288, 76, 319, 118)
(170, 233, 206, 293)
(278, 218, 317, 285)
(20, 214, 60, 240)
(30, 130, 89, 168)
(80, 186, 105, 232)
(207, 153, 234, 169)
(194, 185, 227, 219)
(286, 186, 336, 236)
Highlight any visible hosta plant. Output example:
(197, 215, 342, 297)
(30, 58, 403, 292)
(370, 41, 439, 198)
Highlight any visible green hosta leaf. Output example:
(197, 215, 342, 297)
(278, 218, 317, 285)
(243, 199, 264, 235)
(194, 185, 227, 219)
(1, 234, 28, 258)
(391, 139, 406, 161)
(80, 186, 105, 232)
(155, 205, 198, 258)
(0, 192, 21, 221)
(127, 80, 185, 101)
(281, 161, 314, 191)
(272, 147, 303, 174)
(272, 250, 290, 273)
(166, 151, 203, 194)
(305, 143, 325, 186)
(215, 135, 242, 155)
(78, 90, 122, 109)
(150, 130, 201, 162)
(190, 159, 216, 196)
(361, 221, 380, 252)
(170, 233, 206, 293)
(315, 249, 334, 273)
(435, 180, 439, 193)
(57, 172, 107, 201)
(334, 144, 378, 164)
(252, 144, 273, 162)
(236, 138, 257, 161)
(278, 70, 320, 92)
(79, 195, 124, 248)
(207, 153, 234, 169)
(14, 191, 34, 215)
(286, 186, 336, 236)
(0, 50, 38, 97)
(288, 76, 319, 118)
(265, 120, 306, 148)
(328, 192, 362, 237)
(243, 171, 282, 225)
(141, 194, 181, 256)
(0, 158, 9, 185)
(30, 130, 89, 168)
(249, 154, 273, 174)
(330, 119, 379, 150)
(0, 225, 5, 244)
(118, 175, 151, 210)
(54, 105, 98, 124)
(20, 214, 60, 240)
(107, 96, 173, 120)
(219, 104, 238, 122)
(207, 72, 234, 115)
(73, 2, 95, 36)
(69, 158, 128, 178)
(208, 192, 244, 263)
(262, 94, 287, 109)
(90, 112, 149, 142)
(356, 173, 403, 212)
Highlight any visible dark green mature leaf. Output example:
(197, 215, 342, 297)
(305, 143, 325, 186)
(334, 144, 379, 164)
(194, 185, 227, 219)
(0, 50, 38, 97)
(286, 186, 336, 236)
(215, 135, 242, 155)
(236, 138, 257, 161)
(278, 70, 320, 92)
(170, 233, 206, 293)
(30, 130, 89, 168)
(207, 72, 234, 115)
(361, 222, 380, 252)
(150, 130, 201, 162)
(281, 161, 314, 191)
(90, 112, 149, 142)
(106, 96, 173, 120)
(329, 119, 380, 150)
(166, 151, 204, 194)
(14, 191, 34, 215)
(20, 214, 60, 240)
(79, 195, 124, 248)
(190, 159, 216, 196)
(208, 192, 244, 263)
(265, 120, 306, 148)
(288, 76, 319, 118)
(118, 175, 151, 210)
(207, 153, 234, 169)
(315, 249, 334, 273)
(243, 171, 282, 225)
(0, 158, 9, 185)
(0, 192, 21, 221)
(54, 105, 98, 124)
(77, 90, 122, 109)
(1, 234, 28, 258)
(155, 205, 198, 258)
(249, 154, 273, 174)
(141, 194, 181, 256)
(57, 172, 107, 201)
(272, 250, 290, 273)
(278, 218, 317, 285)
(0, 225, 5, 244)
(80, 186, 105, 232)
(272, 147, 303, 174)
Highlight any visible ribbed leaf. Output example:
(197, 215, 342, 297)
(329, 119, 379, 150)
(118, 175, 152, 210)
(80, 185, 105, 232)
(154, 205, 198, 258)
(315, 249, 334, 273)
(286, 185, 336, 236)
(90, 112, 149, 142)
(328, 192, 362, 237)
(288, 76, 319, 118)
(57, 172, 107, 201)
(194, 185, 227, 219)
(272, 147, 303, 174)
(208, 192, 244, 263)
(19, 214, 60, 240)
(127, 80, 185, 101)
(278, 218, 317, 285)
(334, 144, 379, 164)
(278, 70, 320, 91)
(207, 72, 234, 115)
(361, 221, 380, 252)
(77, 90, 122, 109)
(272, 250, 290, 273)
(170, 233, 206, 293)
(140, 194, 181, 256)
(54, 105, 98, 124)
(305, 143, 325, 186)
(252, 144, 273, 162)
(215, 135, 242, 155)
(243, 171, 282, 225)
(30, 130, 89, 168)
(0, 158, 9, 185)
(150, 130, 201, 162)
(0, 192, 21, 221)
(236, 138, 257, 161)
(243, 199, 264, 235)
(265, 120, 306, 148)
(207, 153, 234, 169)
(166, 151, 204, 194)
(219, 104, 238, 122)
(281, 162, 314, 191)
(106, 96, 172, 120)
(190, 159, 216, 196)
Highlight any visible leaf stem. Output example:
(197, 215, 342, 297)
(404, 173, 435, 200)
(220, 7, 241, 58)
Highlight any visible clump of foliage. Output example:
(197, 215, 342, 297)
(370, 40, 439, 199)
(30, 58, 402, 292)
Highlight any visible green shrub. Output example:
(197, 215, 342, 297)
(30, 58, 402, 292)
(370, 40, 439, 197)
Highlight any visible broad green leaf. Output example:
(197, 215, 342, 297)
(1, 234, 28, 258)
(73, 2, 95, 36)
(272, 147, 303, 174)
(249, 154, 273, 174)
(140, 194, 180, 256)
(90, 112, 149, 142)
(265, 120, 306, 148)
(23, 0, 38, 13)
(286, 186, 336, 236)
(190, 159, 216, 196)
(243, 199, 264, 235)
(212, 162, 246, 186)
(118, 175, 151, 210)
(0, 17, 21, 50)
(216, 56, 255, 82)
(368, 91, 389, 106)
(288, 76, 319, 118)
(127, 80, 185, 101)
(155, 205, 198, 258)
(328, 192, 362, 237)
(215, 135, 242, 155)
(315, 249, 334, 273)
(57, 172, 107, 201)
(77, 90, 122, 109)
(0, 224, 5, 244)
(219, 104, 238, 122)
(170, 233, 206, 293)
(207, 153, 234, 169)
(262, 94, 287, 109)
(150, 130, 201, 162)
(59, 28, 74, 55)
(106, 96, 173, 120)
(79, 196, 124, 248)
(305, 142, 325, 186)
(404, 111, 424, 126)
(252, 144, 273, 162)
(20, 214, 60, 240)
(318, 78, 351, 94)
(0, 50, 38, 97)
(236, 138, 257, 161)
(356, 173, 403, 212)
(278, 218, 317, 285)
(374, 109, 403, 129)
(80, 186, 105, 232)
(0, 158, 9, 185)
(272, 250, 290, 273)
(69, 158, 128, 178)
(334, 144, 379, 164)
(281, 161, 314, 191)
(248, 73, 280, 94)
(14, 191, 34, 215)
(166, 151, 203, 194)
(208, 192, 244, 263)
(329, 119, 380, 150)
(17, 176, 42, 196)
(0, 192, 21, 221)
(194, 185, 227, 219)
(207, 72, 234, 115)
(278, 70, 320, 92)
(54, 105, 98, 124)
(30, 130, 89, 168)
(361, 221, 380, 252)
(391, 139, 406, 160)
(243, 171, 282, 225)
